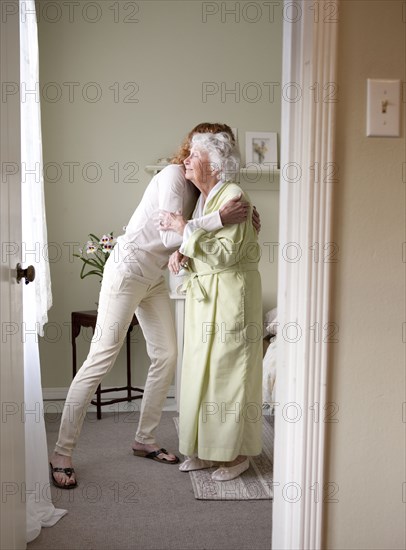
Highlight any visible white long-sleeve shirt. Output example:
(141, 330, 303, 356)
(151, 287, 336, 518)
(114, 164, 222, 280)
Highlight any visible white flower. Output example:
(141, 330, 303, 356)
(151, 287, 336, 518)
(86, 241, 97, 254)
(99, 234, 113, 244)
(75, 231, 116, 281)
(99, 234, 116, 253)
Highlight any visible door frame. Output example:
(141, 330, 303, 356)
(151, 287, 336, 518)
(272, 2, 339, 548)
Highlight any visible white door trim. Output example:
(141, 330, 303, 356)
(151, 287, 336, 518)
(272, 2, 339, 549)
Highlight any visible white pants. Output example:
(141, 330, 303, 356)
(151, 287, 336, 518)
(55, 258, 177, 456)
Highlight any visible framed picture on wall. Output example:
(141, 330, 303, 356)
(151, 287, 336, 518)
(245, 132, 278, 168)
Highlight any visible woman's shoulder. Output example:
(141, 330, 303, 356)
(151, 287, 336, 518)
(159, 163, 185, 176)
(155, 164, 187, 188)
(220, 182, 251, 203)
(223, 182, 242, 194)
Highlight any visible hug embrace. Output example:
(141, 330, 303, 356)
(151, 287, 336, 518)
(49, 123, 262, 489)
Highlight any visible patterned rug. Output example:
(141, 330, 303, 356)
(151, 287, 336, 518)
(173, 416, 274, 500)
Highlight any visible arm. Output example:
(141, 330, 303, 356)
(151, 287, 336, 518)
(182, 207, 259, 270)
(159, 194, 260, 235)
(156, 165, 189, 249)
(183, 226, 245, 270)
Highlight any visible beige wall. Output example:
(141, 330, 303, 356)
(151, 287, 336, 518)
(324, 1, 405, 548)
(37, 1, 282, 390)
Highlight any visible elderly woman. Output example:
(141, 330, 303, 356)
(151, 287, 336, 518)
(166, 132, 263, 481)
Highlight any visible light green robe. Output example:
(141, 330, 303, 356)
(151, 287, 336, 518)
(179, 182, 263, 462)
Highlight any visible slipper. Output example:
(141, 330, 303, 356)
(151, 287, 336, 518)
(179, 456, 214, 472)
(132, 447, 179, 464)
(49, 462, 78, 489)
(211, 458, 250, 482)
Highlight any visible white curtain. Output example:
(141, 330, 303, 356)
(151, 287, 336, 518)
(20, 0, 67, 542)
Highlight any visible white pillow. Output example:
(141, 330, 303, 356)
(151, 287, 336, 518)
(264, 307, 278, 337)
(263, 338, 277, 411)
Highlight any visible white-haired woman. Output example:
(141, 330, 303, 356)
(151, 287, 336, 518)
(165, 132, 263, 481)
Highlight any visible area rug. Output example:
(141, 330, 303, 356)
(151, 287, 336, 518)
(173, 416, 274, 500)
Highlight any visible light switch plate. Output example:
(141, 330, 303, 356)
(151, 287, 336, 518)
(366, 79, 401, 137)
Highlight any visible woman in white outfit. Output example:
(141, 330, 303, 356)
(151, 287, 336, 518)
(49, 123, 253, 489)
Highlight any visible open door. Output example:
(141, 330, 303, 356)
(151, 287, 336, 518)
(0, 2, 26, 549)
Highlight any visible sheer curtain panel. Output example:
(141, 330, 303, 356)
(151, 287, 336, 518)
(20, 0, 67, 542)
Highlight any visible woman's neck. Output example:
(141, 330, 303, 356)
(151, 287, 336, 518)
(198, 178, 220, 201)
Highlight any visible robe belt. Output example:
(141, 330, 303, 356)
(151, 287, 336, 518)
(181, 263, 258, 302)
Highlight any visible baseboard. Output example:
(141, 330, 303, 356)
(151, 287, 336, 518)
(42, 385, 177, 413)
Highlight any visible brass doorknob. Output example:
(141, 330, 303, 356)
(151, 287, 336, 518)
(16, 263, 36, 285)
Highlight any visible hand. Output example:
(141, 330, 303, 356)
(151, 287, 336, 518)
(252, 206, 261, 233)
(158, 210, 187, 235)
(219, 194, 249, 225)
(168, 250, 189, 274)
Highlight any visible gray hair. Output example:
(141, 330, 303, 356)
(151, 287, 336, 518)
(190, 132, 240, 183)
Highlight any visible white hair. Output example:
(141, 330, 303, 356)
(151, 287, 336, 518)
(190, 132, 240, 183)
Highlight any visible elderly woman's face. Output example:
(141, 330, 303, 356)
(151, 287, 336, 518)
(184, 146, 216, 186)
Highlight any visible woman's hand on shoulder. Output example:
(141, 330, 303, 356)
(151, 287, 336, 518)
(219, 194, 249, 225)
(219, 194, 261, 232)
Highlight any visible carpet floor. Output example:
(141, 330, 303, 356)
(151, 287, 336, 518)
(28, 410, 272, 550)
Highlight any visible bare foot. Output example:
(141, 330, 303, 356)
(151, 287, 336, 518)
(49, 451, 77, 487)
(132, 441, 178, 463)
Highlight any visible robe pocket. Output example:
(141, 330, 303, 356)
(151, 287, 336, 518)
(215, 273, 245, 340)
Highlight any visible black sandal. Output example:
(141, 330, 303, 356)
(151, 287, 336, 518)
(49, 462, 78, 489)
(132, 447, 179, 464)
